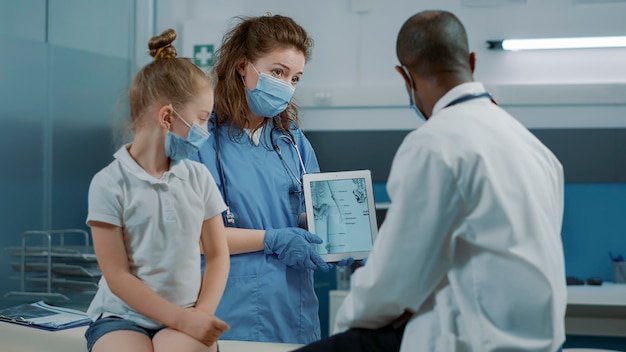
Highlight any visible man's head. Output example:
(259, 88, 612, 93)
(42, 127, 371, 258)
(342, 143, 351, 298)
(395, 10, 475, 119)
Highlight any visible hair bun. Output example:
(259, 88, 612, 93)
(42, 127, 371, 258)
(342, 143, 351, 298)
(149, 29, 177, 60)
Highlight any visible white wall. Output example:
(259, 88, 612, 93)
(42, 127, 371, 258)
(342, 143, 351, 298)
(153, 0, 626, 130)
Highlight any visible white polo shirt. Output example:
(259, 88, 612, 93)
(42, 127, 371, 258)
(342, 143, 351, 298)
(86, 144, 226, 329)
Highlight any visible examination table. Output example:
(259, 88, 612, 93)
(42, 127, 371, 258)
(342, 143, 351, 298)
(0, 323, 303, 352)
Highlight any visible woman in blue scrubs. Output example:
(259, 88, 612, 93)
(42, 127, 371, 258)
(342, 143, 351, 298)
(193, 14, 330, 344)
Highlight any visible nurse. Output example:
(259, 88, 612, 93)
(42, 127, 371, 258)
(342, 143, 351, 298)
(193, 13, 334, 344)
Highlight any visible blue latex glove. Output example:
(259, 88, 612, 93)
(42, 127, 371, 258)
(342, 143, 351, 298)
(337, 258, 355, 266)
(264, 228, 332, 272)
(336, 257, 367, 267)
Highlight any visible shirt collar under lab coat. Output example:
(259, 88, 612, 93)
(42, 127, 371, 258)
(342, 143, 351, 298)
(114, 143, 189, 184)
(431, 82, 488, 118)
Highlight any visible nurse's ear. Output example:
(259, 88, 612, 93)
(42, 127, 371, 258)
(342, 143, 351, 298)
(236, 57, 248, 77)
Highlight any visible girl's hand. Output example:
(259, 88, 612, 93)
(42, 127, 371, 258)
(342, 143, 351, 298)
(177, 308, 230, 346)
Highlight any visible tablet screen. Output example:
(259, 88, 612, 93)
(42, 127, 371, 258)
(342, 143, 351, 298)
(303, 170, 378, 262)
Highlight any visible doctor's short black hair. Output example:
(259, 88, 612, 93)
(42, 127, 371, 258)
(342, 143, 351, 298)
(396, 10, 471, 78)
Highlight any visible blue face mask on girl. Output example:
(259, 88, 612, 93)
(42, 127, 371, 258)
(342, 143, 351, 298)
(245, 63, 295, 118)
(165, 104, 210, 161)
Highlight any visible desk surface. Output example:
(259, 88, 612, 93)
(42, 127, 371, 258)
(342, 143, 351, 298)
(0, 323, 302, 352)
(566, 282, 626, 306)
(331, 283, 626, 307)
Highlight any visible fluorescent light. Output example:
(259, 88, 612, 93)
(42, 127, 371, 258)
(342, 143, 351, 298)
(487, 36, 626, 51)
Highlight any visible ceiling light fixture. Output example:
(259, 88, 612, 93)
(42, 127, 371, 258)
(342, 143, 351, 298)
(487, 36, 626, 51)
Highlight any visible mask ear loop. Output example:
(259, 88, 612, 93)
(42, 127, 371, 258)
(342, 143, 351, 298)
(249, 62, 261, 76)
(241, 62, 260, 87)
(401, 66, 416, 105)
(246, 63, 295, 93)
(401, 66, 428, 121)
(169, 103, 192, 129)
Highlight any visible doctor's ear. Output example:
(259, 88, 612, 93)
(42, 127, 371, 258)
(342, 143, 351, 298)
(395, 65, 412, 89)
(469, 52, 476, 74)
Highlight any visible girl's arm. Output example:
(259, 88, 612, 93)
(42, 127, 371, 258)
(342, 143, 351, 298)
(196, 215, 230, 314)
(90, 221, 228, 345)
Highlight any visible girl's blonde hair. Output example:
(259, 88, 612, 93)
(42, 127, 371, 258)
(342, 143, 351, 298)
(127, 29, 211, 134)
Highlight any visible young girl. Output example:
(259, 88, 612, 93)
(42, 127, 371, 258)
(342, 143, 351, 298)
(84, 29, 230, 352)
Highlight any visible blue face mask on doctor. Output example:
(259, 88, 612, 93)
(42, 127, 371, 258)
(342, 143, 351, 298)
(245, 63, 295, 118)
(165, 104, 210, 161)
(401, 66, 427, 122)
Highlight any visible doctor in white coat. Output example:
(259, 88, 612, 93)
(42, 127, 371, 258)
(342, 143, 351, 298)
(295, 10, 566, 352)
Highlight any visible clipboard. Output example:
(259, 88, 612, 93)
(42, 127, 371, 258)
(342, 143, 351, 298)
(0, 301, 90, 331)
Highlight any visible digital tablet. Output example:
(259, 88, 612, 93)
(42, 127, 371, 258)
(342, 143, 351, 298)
(302, 170, 378, 263)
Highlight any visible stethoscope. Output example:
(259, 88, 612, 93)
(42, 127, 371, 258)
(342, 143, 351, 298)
(270, 130, 308, 187)
(444, 91, 494, 109)
(203, 120, 307, 225)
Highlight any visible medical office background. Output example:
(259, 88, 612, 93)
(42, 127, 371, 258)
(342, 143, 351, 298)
(1, 0, 625, 348)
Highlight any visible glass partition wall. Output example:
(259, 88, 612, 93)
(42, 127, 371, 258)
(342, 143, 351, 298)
(0, 0, 138, 309)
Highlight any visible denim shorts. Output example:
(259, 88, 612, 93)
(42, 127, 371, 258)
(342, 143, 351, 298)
(85, 316, 220, 351)
(84, 316, 164, 351)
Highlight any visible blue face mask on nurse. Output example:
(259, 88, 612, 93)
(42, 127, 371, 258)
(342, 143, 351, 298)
(244, 62, 297, 118)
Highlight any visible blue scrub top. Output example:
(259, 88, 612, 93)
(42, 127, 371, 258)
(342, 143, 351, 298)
(193, 120, 321, 344)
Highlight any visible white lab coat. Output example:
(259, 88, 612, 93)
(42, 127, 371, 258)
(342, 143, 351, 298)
(334, 82, 567, 352)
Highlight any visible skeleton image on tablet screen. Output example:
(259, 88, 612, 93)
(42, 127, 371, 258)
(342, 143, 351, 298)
(303, 170, 378, 262)
(311, 179, 369, 254)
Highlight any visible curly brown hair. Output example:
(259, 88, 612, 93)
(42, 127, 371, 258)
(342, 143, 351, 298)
(212, 14, 313, 138)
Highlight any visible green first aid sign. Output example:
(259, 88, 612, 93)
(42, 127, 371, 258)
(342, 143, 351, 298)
(193, 44, 214, 68)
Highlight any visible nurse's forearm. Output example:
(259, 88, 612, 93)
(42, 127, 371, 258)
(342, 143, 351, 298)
(225, 227, 265, 254)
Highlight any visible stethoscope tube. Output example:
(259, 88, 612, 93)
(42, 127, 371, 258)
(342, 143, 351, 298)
(271, 133, 307, 186)
(210, 122, 307, 225)
(214, 129, 235, 224)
